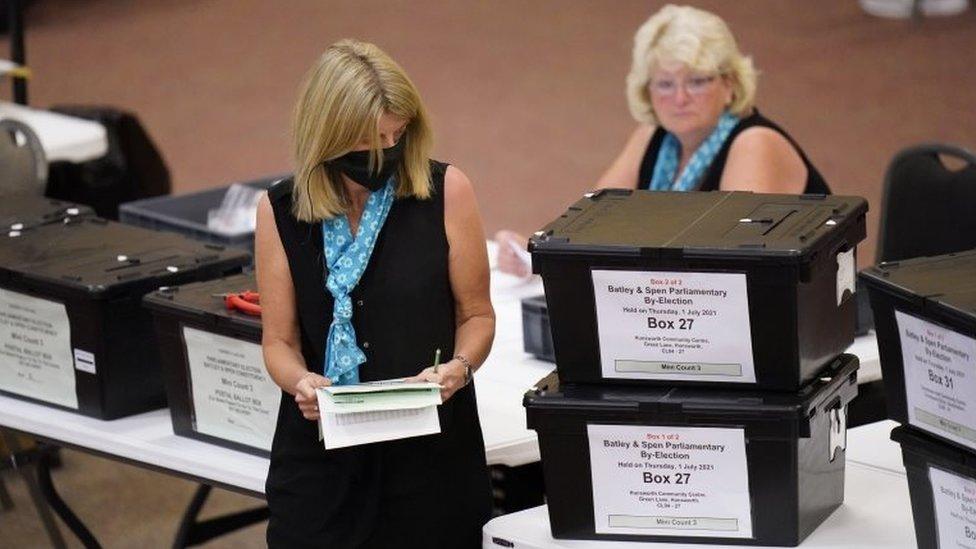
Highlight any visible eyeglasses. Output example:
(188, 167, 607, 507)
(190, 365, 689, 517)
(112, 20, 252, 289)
(648, 75, 718, 97)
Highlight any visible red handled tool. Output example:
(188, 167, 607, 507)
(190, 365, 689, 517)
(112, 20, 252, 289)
(212, 291, 261, 316)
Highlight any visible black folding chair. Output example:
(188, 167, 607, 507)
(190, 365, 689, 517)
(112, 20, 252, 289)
(876, 143, 976, 263)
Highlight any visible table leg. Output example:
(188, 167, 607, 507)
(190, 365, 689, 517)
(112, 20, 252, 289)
(172, 484, 269, 548)
(34, 446, 101, 548)
(1, 429, 67, 548)
(0, 474, 13, 510)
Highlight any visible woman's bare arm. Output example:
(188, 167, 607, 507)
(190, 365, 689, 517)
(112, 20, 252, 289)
(411, 166, 495, 401)
(595, 124, 655, 189)
(255, 193, 329, 421)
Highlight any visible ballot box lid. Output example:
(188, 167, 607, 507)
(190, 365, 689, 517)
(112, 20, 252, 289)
(0, 217, 250, 299)
(525, 353, 859, 434)
(143, 272, 262, 337)
(0, 193, 94, 230)
(860, 249, 976, 331)
(529, 189, 867, 265)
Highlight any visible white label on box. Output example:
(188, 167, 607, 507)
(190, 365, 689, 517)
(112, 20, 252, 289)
(588, 424, 752, 538)
(73, 348, 96, 374)
(0, 289, 77, 409)
(896, 310, 976, 451)
(591, 270, 755, 383)
(183, 326, 282, 451)
(836, 248, 855, 306)
(929, 466, 976, 549)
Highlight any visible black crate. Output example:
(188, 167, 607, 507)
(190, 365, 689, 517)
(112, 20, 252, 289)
(529, 189, 867, 391)
(521, 295, 555, 363)
(860, 250, 976, 453)
(891, 426, 976, 549)
(119, 176, 282, 252)
(489, 462, 546, 517)
(0, 217, 251, 419)
(143, 273, 281, 457)
(524, 354, 858, 546)
(0, 194, 94, 231)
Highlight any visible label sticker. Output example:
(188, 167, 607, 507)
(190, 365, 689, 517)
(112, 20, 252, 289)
(73, 349, 96, 374)
(896, 310, 976, 451)
(0, 289, 77, 409)
(183, 326, 282, 451)
(836, 248, 855, 306)
(587, 424, 752, 538)
(591, 270, 755, 383)
(928, 466, 976, 549)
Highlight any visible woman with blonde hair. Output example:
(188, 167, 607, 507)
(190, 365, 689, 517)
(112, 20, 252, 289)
(497, 4, 830, 276)
(256, 39, 494, 547)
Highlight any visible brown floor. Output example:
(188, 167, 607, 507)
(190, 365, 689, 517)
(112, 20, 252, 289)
(0, 1, 975, 547)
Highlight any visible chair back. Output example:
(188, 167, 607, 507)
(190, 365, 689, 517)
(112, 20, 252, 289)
(876, 143, 976, 262)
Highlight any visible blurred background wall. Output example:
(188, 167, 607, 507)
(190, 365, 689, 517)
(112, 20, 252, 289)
(3, 0, 975, 264)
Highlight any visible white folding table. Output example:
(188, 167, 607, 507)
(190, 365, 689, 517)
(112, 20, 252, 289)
(0, 243, 890, 547)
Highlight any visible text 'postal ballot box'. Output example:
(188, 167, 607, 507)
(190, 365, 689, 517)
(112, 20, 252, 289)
(144, 273, 281, 457)
(524, 354, 858, 547)
(860, 250, 976, 454)
(891, 426, 976, 549)
(0, 194, 94, 231)
(529, 189, 867, 391)
(0, 217, 250, 419)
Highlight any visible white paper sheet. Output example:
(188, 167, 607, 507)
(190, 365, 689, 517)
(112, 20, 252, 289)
(183, 326, 282, 451)
(316, 380, 442, 450)
(929, 466, 976, 549)
(318, 405, 440, 450)
(0, 289, 77, 408)
(592, 269, 756, 383)
(896, 310, 976, 451)
(587, 423, 752, 538)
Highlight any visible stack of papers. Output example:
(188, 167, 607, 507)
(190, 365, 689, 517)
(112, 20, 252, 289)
(316, 380, 442, 449)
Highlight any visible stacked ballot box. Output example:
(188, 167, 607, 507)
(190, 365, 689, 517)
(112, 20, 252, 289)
(0, 212, 251, 419)
(143, 273, 280, 457)
(523, 189, 868, 546)
(861, 250, 976, 549)
(0, 193, 94, 230)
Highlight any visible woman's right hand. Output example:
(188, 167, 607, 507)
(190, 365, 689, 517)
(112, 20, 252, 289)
(494, 230, 532, 277)
(294, 372, 332, 421)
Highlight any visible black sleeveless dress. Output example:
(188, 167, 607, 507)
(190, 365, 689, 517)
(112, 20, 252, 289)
(265, 161, 491, 549)
(637, 110, 831, 194)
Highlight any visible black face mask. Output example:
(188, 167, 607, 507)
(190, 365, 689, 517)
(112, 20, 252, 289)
(327, 137, 405, 192)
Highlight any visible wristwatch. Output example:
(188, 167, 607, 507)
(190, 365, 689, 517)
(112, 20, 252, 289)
(453, 354, 473, 385)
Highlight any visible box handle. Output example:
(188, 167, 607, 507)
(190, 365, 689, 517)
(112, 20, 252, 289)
(828, 400, 848, 462)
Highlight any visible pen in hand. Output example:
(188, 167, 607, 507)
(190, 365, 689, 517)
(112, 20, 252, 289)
(432, 348, 441, 374)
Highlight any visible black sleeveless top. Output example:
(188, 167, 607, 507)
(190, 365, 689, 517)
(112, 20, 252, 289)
(637, 110, 831, 194)
(264, 161, 490, 549)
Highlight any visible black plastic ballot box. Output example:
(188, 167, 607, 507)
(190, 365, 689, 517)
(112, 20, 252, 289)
(891, 426, 976, 549)
(0, 194, 94, 232)
(529, 189, 867, 391)
(0, 217, 250, 419)
(860, 250, 976, 454)
(144, 274, 280, 457)
(524, 354, 858, 546)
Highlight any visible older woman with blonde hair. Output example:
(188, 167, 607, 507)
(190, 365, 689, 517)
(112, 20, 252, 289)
(497, 4, 829, 276)
(256, 39, 494, 547)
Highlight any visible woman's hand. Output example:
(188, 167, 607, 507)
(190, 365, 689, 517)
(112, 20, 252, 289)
(294, 372, 332, 421)
(494, 230, 531, 277)
(407, 361, 466, 402)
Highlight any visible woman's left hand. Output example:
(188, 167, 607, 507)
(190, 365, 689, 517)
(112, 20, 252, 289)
(407, 361, 466, 402)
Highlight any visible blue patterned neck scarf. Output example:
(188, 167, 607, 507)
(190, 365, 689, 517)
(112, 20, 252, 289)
(321, 179, 395, 385)
(649, 110, 740, 191)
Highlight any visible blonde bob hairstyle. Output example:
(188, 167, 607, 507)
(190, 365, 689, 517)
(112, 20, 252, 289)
(291, 39, 433, 221)
(626, 5, 757, 125)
